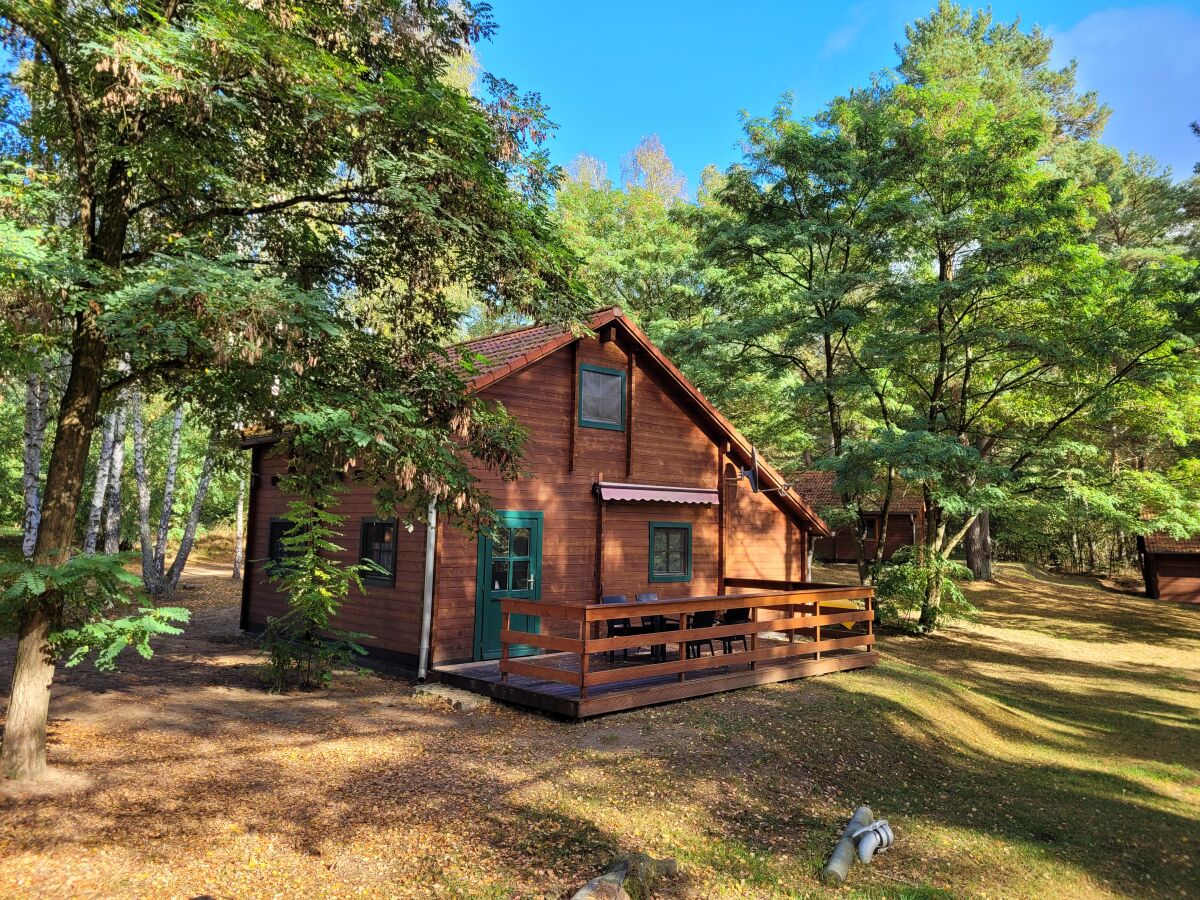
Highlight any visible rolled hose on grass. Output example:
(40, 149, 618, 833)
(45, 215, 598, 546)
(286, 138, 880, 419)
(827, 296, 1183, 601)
(852, 820, 894, 863)
(819, 806, 872, 886)
(819, 808, 896, 885)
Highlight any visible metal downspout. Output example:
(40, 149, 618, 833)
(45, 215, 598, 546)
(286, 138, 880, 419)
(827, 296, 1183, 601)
(416, 501, 438, 682)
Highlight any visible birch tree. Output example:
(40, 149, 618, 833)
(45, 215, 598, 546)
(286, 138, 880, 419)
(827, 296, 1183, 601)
(20, 362, 51, 559)
(102, 403, 128, 555)
(232, 475, 245, 582)
(82, 410, 118, 554)
(132, 403, 215, 597)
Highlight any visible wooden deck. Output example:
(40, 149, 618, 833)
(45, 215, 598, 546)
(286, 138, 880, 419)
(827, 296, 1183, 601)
(432, 582, 878, 718)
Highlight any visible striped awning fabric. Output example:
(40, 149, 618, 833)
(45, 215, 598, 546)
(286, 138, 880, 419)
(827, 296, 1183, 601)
(595, 482, 719, 505)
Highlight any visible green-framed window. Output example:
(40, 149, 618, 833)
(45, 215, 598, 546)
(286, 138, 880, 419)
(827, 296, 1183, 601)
(359, 518, 398, 586)
(578, 363, 626, 431)
(649, 521, 692, 583)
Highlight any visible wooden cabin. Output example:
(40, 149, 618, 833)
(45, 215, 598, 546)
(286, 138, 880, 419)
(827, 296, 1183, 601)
(1139, 534, 1200, 603)
(795, 471, 925, 564)
(241, 307, 877, 716)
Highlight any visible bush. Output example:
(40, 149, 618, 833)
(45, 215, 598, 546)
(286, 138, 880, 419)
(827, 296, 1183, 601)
(261, 614, 365, 692)
(874, 547, 976, 633)
(259, 496, 371, 692)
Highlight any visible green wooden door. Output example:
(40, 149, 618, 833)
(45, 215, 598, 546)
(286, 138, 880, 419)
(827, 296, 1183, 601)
(475, 511, 542, 661)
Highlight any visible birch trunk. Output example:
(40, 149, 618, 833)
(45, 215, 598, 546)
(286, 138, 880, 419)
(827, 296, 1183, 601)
(164, 450, 215, 594)
(232, 475, 245, 581)
(153, 405, 185, 582)
(20, 366, 51, 560)
(82, 411, 118, 553)
(103, 403, 128, 554)
(132, 394, 159, 596)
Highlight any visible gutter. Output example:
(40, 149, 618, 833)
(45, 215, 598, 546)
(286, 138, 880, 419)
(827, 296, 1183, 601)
(416, 500, 438, 682)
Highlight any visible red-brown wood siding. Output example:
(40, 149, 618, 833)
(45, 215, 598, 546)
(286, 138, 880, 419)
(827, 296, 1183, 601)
(1147, 555, 1200, 603)
(243, 332, 815, 667)
(242, 450, 429, 663)
(725, 478, 803, 582)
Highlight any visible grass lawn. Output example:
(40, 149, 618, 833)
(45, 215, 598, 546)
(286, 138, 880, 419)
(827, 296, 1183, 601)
(0, 562, 1196, 898)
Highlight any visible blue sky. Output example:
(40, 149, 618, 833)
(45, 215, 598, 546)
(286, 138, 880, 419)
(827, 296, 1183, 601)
(480, 1, 1200, 190)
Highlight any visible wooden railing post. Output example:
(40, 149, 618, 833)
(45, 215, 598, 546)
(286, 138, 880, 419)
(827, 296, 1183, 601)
(866, 594, 874, 653)
(580, 618, 590, 699)
(749, 606, 758, 670)
(677, 613, 688, 683)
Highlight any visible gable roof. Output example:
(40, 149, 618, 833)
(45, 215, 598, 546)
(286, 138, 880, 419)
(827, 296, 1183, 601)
(794, 471, 925, 515)
(1143, 533, 1200, 555)
(449, 319, 583, 386)
(459, 307, 832, 537)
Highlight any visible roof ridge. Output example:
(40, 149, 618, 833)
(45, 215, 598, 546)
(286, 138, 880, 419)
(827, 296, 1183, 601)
(449, 306, 620, 352)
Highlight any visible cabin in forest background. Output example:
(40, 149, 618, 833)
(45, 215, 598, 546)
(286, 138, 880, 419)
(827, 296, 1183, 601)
(793, 471, 926, 565)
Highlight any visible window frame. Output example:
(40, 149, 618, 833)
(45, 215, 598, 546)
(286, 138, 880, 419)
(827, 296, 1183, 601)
(862, 516, 880, 541)
(577, 363, 627, 431)
(648, 521, 693, 583)
(266, 516, 299, 575)
(359, 517, 399, 587)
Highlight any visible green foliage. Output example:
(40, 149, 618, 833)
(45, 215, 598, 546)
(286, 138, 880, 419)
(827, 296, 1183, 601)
(874, 548, 976, 633)
(684, 1, 1199, 621)
(52, 607, 189, 671)
(0, 552, 189, 668)
(259, 491, 369, 693)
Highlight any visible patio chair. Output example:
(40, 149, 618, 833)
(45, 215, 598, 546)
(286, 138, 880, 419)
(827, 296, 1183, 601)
(720, 607, 751, 654)
(685, 609, 717, 659)
(601, 595, 633, 662)
(636, 592, 676, 662)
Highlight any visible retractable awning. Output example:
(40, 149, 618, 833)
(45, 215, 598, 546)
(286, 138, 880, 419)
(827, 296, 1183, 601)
(595, 481, 719, 505)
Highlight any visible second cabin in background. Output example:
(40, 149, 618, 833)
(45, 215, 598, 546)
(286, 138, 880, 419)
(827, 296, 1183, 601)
(240, 307, 832, 673)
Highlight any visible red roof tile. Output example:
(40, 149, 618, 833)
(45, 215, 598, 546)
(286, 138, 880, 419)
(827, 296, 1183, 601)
(451, 321, 571, 376)
(794, 471, 924, 514)
(1144, 534, 1200, 555)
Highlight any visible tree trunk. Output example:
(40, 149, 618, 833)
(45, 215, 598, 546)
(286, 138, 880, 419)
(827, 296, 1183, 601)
(1, 606, 56, 780)
(82, 411, 118, 553)
(153, 405, 185, 584)
(964, 509, 993, 581)
(853, 515, 869, 586)
(164, 450, 215, 594)
(21, 365, 51, 560)
(2, 321, 107, 780)
(918, 572, 943, 632)
(232, 475, 245, 581)
(917, 494, 946, 632)
(103, 403, 128, 555)
(132, 394, 159, 595)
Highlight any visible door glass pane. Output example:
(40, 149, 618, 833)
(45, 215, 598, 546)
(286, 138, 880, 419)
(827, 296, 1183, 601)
(511, 559, 531, 590)
(512, 527, 530, 558)
(491, 559, 509, 592)
(493, 528, 510, 558)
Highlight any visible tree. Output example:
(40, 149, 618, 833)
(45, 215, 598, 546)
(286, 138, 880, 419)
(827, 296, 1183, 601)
(556, 136, 706, 338)
(690, 90, 904, 581)
(862, 41, 1194, 625)
(0, 0, 578, 779)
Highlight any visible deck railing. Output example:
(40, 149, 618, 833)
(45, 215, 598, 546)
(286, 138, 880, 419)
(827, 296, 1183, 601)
(499, 582, 875, 699)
